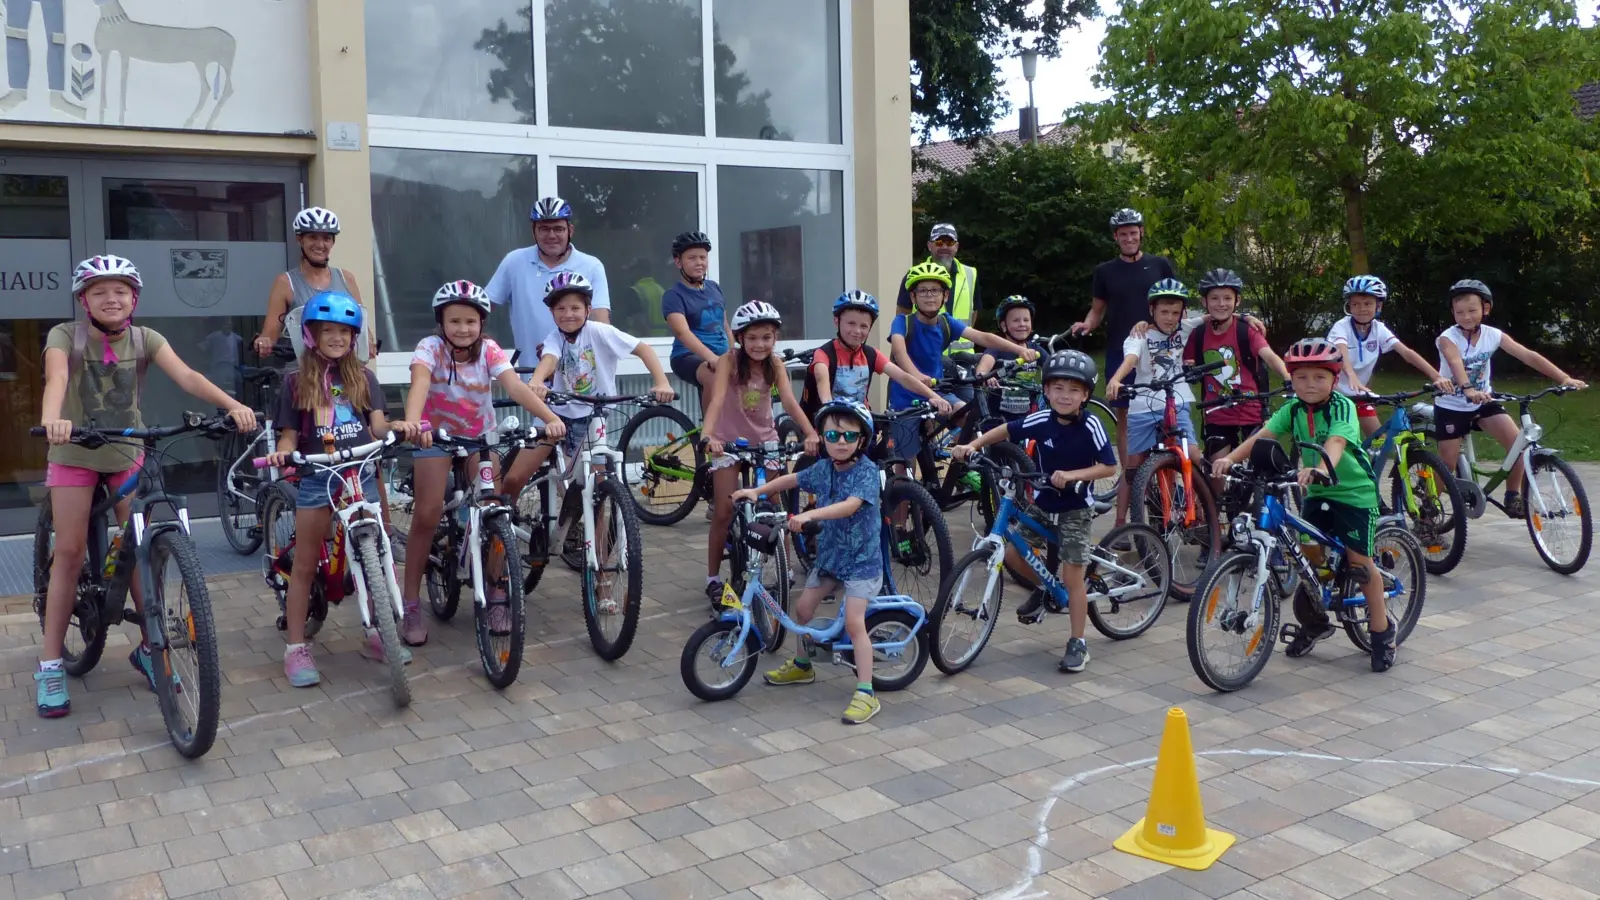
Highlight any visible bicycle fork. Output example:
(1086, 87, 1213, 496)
(344, 519, 405, 631)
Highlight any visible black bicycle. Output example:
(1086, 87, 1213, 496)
(32, 412, 239, 758)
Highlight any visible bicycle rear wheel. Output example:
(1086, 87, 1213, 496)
(1130, 451, 1220, 601)
(149, 530, 221, 759)
(1343, 525, 1427, 651)
(1086, 523, 1171, 640)
(583, 479, 643, 660)
(33, 498, 107, 677)
(355, 530, 410, 707)
(617, 404, 704, 525)
(1187, 550, 1279, 692)
(477, 515, 525, 689)
(1389, 448, 1466, 575)
(882, 479, 953, 608)
(217, 431, 263, 554)
(1525, 453, 1592, 575)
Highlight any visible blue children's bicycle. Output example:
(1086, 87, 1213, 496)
(680, 504, 930, 701)
(927, 452, 1172, 675)
(1187, 441, 1427, 692)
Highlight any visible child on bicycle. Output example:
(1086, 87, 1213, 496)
(700, 301, 819, 608)
(263, 291, 396, 687)
(510, 273, 675, 598)
(1328, 275, 1454, 439)
(393, 281, 566, 647)
(1210, 338, 1398, 671)
(804, 291, 950, 414)
(953, 350, 1117, 672)
(1182, 270, 1290, 469)
(35, 255, 256, 718)
(1433, 279, 1586, 518)
(731, 399, 883, 724)
(975, 295, 1048, 418)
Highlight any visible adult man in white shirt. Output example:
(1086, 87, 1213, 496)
(485, 197, 612, 360)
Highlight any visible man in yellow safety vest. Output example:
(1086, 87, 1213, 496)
(896, 223, 980, 399)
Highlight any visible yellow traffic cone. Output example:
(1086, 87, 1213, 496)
(1114, 707, 1235, 870)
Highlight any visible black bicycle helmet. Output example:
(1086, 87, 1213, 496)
(1042, 350, 1098, 390)
(1449, 278, 1492, 304)
(671, 231, 712, 257)
(1197, 268, 1245, 294)
(996, 295, 1035, 321)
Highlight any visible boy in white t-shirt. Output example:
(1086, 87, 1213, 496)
(1434, 279, 1585, 518)
(1327, 275, 1453, 438)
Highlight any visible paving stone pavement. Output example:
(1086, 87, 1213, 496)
(1, 496, 1599, 900)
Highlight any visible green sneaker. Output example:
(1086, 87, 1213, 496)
(842, 690, 880, 724)
(764, 660, 815, 685)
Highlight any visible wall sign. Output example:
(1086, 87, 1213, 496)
(0, 240, 72, 317)
(326, 121, 362, 151)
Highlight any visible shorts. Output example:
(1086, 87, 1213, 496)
(670, 354, 708, 404)
(709, 453, 783, 473)
(1015, 503, 1095, 565)
(45, 455, 143, 491)
(557, 414, 593, 462)
(804, 568, 882, 602)
(296, 468, 380, 509)
(887, 395, 960, 463)
(1303, 496, 1378, 557)
(1126, 408, 1198, 457)
(1354, 402, 1378, 419)
(1433, 402, 1507, 441)
(941, 359, 975, 404)
(1202, 423, 1258, 456)
(413, 447, 450, 460)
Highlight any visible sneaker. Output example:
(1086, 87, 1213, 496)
(706, 580, 726, 612)
(401, 600, 428, 646)
(284, 645, 321, 688)
(1285, 622, 1338, 658)
(34, 669, 69, 718)
(129, 645, 179, 694)
(1016, 589, 1046, 624)
(1504, 490, 1526, 519)
(361, 629, 413, 665)
(1370, 615, 1398, 673)
(764, 660, 816, 686)
(1058, 637, 1091, 673)
(841, 689, 880, 724)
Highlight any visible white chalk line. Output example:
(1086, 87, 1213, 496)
(982, 747, 1600, 900)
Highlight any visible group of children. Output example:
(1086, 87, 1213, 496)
(32, 237, 1585, 722)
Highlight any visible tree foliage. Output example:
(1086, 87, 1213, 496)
(1075, 0, 1600, 274)
(910, 0, 1098, 140)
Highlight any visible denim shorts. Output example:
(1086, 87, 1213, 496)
(805, 569, 882, 602)
(887, 394, 961, 463)
(1126, 408, 1198, 457)
(413, 447, 450, 460)
(295, 469, 380, 509)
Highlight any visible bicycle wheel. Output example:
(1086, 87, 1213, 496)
(148, 530, 221, 759)
(1187, 550, 1279, 692)
(1525, 453, 1592, 575)
(382, 461, 415, 557)
(1389, 448, 1467, 575)
(617, 404, 704, 525)
(582, 479, 643, 660)
(882, 479, 953, 608)
(354, 529, 410, 707)
(518, 479, 552, 594)
(1130, 451, 1220, 601)
(426, 527, 463, 622)
(853, 608, 930, 692)
(1087, 523, 1172, 640)
(477, 515, 526, 689)
(216, 431, 263, 554)
(258, 481, 323, 639)
(34, 498, 107, 677)
(730, 519, 790, 653)
(680, 618, 760, 701)
(1342, 525, 1427, 652)
(977, 441, 1036, 533)
(1086, 399, 1122, 507)
(928, 547, 1003, 675)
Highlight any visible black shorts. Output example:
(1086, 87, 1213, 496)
(1433, 402, 1507, 441)
(1303, 496, 1378, 557)
(1202, 423, 1258, 457)
(669, 355, 708, 405)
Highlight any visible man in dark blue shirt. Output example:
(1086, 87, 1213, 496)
(954, 350, 1117, 674)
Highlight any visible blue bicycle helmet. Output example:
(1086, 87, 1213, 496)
(1342, 275, 1388, 302)
(529, 197, 573, 222)
(832, 290, 880, 320)
(302, 291, 364, 331)
(813, 398, 875, 449)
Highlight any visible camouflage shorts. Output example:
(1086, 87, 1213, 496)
(1016, 504, 1095, 566)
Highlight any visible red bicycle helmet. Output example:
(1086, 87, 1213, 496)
(1283, 337, 1343, 373)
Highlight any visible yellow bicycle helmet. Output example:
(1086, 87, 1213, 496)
(904, 261, 953, 291)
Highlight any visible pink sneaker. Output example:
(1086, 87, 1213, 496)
(401, 600, 428, 646)
(361, 628, 413, 665)
(284, 645, 321, 687)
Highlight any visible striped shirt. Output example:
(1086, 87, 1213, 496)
(1004, 409, 1117, 512)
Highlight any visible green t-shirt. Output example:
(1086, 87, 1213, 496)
(1263, 392, 1379, 509)
(44, 323, 168, 473)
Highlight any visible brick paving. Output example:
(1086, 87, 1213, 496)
(1, 497, 1598, 900)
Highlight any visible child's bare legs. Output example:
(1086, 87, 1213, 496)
(41, 486, 95, 664)
(281, 505, 332, 686)
(1359, 414, 1381, 440)
(842, 593, 872, 685)
(1062, 562, 1088, 639)
(1346, 550, 1388, 631)
(400, 456, 449, 643)
(1116, 451, 1147, 523)
(501, 442, 551, 509)
(706, 464, 742, 584)
(1478, 414, 1525, 492)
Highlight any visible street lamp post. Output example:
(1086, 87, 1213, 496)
(1020, 46, 1039, 143)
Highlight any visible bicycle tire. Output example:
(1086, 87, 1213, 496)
(882, 478, 953, 608)
(729, 514, 790, 652)
(1130, 451, 1220, 601)
(1388, 447, 1467, 575)
(976, 441, 1037, 534)
(582, 479, 643, 660)
(1343, 525, 1427, 651)
(355, 529, 410, 707)
(1086, 522, 1171, 641)
(853, 608, 930, 692)
(149, 530, 221, 759)
(617, 404, 704, 525)
(518, 478, 552, 594)
(34, 498, 107, 677)
(1525, 453, 1593, 575)
(259, 481, 324, 639)
(680, 618, 760, 701)
(217, 431, 263, 554)
(1187, 550, 1279, 692)
(928, 546, 1002, 675)
(477, 515, 526, 689)
(426, 525, 463, 622)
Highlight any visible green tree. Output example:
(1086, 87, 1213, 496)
(910, 0, 1098, 140)
(1076, 0, 1600, 274)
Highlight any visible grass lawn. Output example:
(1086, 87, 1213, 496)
(1357, 371, 1599, 461)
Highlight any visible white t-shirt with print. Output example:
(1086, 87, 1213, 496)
(1435, 324, 1503, 412)
(539, 322, 640, 418)
(1327, 316, 1401, 394)
(1122, 319, 1199, 415)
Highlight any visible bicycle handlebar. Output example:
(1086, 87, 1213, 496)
(735, 501, 822, 536)
(1127, 359, 1225, 394)
(251, 430, 404, 470)
(1200, 384, 1292, 411)
(31, 411, 246, 445)
(1494, 384, 1578, 404)
(1359, 385, 1438, 406)
(964, 450, 1091, 495)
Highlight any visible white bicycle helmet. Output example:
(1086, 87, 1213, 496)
(432, 280, 491, 319)
(72, 254, 143, 296)
(293, 207, 341, 235)
(731, 300, 782, 333)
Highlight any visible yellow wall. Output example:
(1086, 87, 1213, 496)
(307, 0, 375, 303)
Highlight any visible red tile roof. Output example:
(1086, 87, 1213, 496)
(913, 123, 1073, 184)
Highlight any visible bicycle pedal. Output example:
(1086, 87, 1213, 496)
(121, 607, 139, 624)
(1017, 610, 1045, 625)
(1278, 623, 1302, 644)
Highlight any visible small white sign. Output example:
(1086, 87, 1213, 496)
(326, 121, 362, 151)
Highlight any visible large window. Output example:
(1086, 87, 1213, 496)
(716, 167, 844, 339)
(545, 0, 705, 135)
(366, 1, 533, 123)
(370, 148, 537, 351)
(713, 0, 841, 143)
(103, 179, 284, 243)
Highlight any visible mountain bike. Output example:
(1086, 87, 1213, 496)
(257, 431, 412, 706)
(1416, 385, 1591, 574)
(1360, 388, 1466, 575)
(681, 508, 930, 701)
(32, 412, 237, 757)
(1188, 443, 1426, 692)
(927, 452, 1171, 675)
(216, 348, 295, 553)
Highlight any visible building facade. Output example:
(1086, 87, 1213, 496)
(0, 0, 911, 533)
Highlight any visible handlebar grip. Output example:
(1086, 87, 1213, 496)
(29, 426, 45, 437)
(801, 521, 822, 537)
(251, 456, 273, 470)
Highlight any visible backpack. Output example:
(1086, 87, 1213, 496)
(67, 321, 149, 401)
(801, 340, 883, 422)
(1185, 317, 1269, 420)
